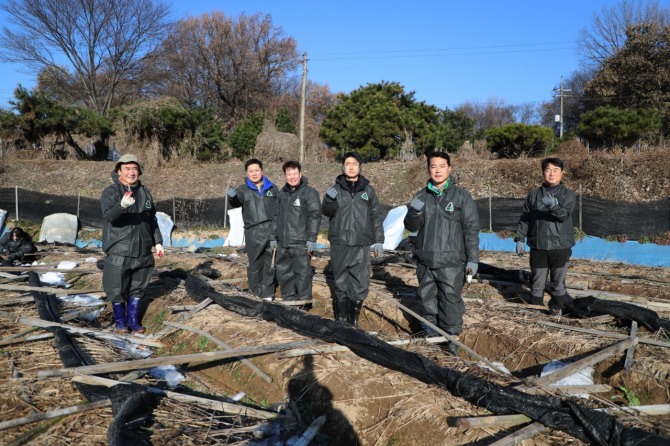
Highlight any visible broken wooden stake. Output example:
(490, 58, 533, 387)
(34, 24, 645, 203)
(277, 336, 448, 358)
(624, 321, 638, 372)
(292, 415, 326, 446)
(489, 422, 547, 446)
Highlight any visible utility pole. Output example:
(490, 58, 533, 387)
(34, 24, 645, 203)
(299, 52, 307, 163)
(553, 76, 571, 139)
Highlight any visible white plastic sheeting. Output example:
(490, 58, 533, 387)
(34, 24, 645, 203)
(156, 211, 174, 247)
(39, 213, 78, 244)
(223, 207, 245, 247)
(382, 205, 408, 250)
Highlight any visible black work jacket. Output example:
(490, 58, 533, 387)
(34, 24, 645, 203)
(228, 177, 278, 230)
(271, 178, 321, 248)
(404, 177, 480, 268)
(321, 174, 384, 247)
(101, 172, 162, 257)
(515, 182, 576, 250)
(0, 233, 36, 256)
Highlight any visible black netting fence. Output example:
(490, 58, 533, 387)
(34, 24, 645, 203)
(1, 188, 669, 240)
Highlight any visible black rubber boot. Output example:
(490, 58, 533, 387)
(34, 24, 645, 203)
(348, 300, 363, 327)
(127, 296, 146, 333)
(334, 295, 349, 323)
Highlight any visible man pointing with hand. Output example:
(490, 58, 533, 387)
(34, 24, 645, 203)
(101, 154, 163, 333)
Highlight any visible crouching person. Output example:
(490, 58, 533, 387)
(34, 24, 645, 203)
(0, 227, 37, 266)
(270, 161, 321, 303)
(404, 151, 479, 354)
(101, 154, 164, 333)
(322, 152, 384, 327)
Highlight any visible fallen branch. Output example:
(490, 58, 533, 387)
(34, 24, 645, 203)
(39, 339, 320, 378)
(163, 320, 273, 383)
(0, 399, 112, 431)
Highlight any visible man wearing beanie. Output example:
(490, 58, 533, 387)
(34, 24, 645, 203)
(101, 154, 164, 333)
(515, 157, 576, 310)
(322, 151, 384, 327)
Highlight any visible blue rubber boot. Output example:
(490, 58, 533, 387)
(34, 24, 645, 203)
(112, 302, 129, 333)
(126, 297, 145, 333)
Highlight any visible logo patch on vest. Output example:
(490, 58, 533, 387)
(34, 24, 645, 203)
(445, 202, 454, 212)
(293, 198, 301, 206)
(361, 192, 369, 201)
(266, 191, 273, 197)
(145, 200, 152, 209)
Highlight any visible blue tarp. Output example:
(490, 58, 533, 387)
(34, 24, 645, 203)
(481, 233, 670, 268)
(73, 233, 670, 267)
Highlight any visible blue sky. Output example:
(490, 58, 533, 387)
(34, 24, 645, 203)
(0, 0, 626, 110)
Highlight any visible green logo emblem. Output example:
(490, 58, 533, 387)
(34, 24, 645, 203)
(445, 202, 454, 212)
(266, 191, 273, 197)
(361, 192, 369, 200)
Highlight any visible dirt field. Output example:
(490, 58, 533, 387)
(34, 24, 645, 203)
(1, 146, 670, 445)
(1, 242, 669, 445)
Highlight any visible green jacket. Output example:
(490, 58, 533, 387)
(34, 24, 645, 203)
(404, 177, 480, 268)
(515, 183, 576, 250)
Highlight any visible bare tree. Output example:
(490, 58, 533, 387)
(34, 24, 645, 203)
(515, 103, 539, 124)
(456, 97, 516, 132)
(578, 0, 670, 68)
(0, 0, 172, 116)
(160, 12, 299, 125)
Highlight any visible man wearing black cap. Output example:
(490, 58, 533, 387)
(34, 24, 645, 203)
(322, 151, 384, 327)
(101, 154, 164, 333)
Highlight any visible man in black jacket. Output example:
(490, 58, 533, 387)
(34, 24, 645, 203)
(322, 151, 384, 326)
(227, 159, 278, 300)
(101, 154, 164, 333)
(270, 160, 321, 303)
(0, 227, 37, 266)
(515, 157, 576, 310)
(404, 151, 479, 354)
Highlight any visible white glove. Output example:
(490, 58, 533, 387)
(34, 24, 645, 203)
(154, 244, 164, 257)
(120, 192, 135, 208)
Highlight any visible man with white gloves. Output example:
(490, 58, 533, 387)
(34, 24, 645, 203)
(321, 151, 384, 327)
(404, 151, 479, 355)
(101, 154, 164, 333)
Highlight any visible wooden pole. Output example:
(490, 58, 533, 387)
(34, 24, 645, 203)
(77, 189, 81, 219)
(294, 415, 325, 446)
(163, 320, 273, 383)
(72, 375, 278, 419)
(527, 338, 637, 387)
(39, 339, 321, 378)
(374, 293, 512, 378)
(1, 313, 163, 348)
(624, 321, 638, 372)
(535, 321, 669, 348)
(299, 52, 307, 164)
(0, 399, 112, 431)
(488, 184, 492, 232)
(172, 190, 176, 225)
(15, 185, 19, 221)
(578, 183, 583, 231)
(489, 422, 546, 446)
